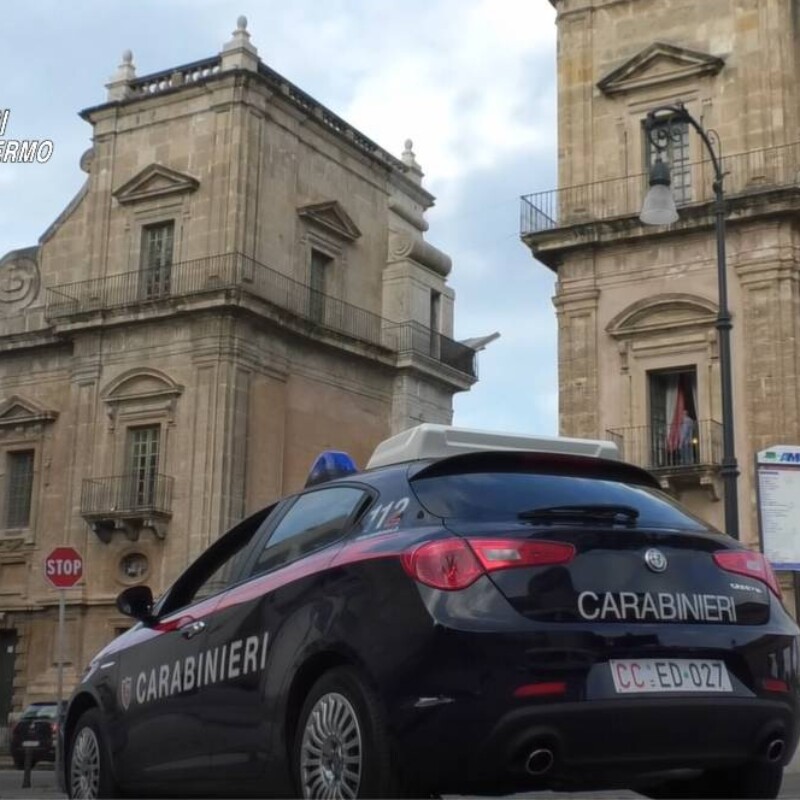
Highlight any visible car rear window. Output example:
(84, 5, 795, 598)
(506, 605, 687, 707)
(410, 470, 709, 531)
(22, 704, 58, 719)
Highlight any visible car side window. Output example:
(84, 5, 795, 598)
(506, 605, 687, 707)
(251, 487, 369, 576)
(156, 503, 277, 616)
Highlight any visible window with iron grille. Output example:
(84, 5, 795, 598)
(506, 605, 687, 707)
(126, 426, 160, 510)
(141, 221, 174, 299)
(5, 450, 34, 528)
(646, 118, 691, 205)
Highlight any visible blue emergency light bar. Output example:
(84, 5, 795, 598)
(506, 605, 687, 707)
(305, 450, 359, 487)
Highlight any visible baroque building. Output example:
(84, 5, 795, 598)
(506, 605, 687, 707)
(0, 19, 482, 729)
(522, 1, 800, 579)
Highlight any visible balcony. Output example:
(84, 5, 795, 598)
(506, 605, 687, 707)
(607, 419, 723, 498)
(521, 141, 800, 265)
(44, 252, 477, 380)
(81, 473, 174, 542)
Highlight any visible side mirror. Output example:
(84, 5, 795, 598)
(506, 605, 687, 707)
(116, 586, 155, 624)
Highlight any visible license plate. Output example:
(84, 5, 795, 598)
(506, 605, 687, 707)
(610, 658, 733, 693)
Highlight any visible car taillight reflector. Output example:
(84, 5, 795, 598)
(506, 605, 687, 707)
(713, 550, 782, 598)
(469, 539, 575, 571)
(762, 678, 789, 693)
(514, 681, 567, 698)
(401, 537, 576, 591)
(401, 539, 484, 590)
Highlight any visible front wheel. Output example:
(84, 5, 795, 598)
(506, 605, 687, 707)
(293, 667, 403, 799)
(67, 709, 119, 799)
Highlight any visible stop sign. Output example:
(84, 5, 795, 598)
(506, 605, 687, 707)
(44, 547, 84, 589)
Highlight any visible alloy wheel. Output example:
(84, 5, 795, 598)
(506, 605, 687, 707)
(70, 727, 101, 799)
(300, 691, 363, 799)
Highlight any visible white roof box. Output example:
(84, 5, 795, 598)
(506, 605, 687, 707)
(366, 423, 619, 469)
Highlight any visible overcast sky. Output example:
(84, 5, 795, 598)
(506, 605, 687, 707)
(0, 0, 560, 436)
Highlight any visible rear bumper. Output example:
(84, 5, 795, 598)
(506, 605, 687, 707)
(381, 605, 800, 793)
(395, 692, 799, 793)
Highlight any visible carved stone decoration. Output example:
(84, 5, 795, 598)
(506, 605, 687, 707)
(79, 147, 95, 174)
(297, 201, 361, 242)
(0, 249, 40, 311)
(101, 368, 184, 431)
(597, 41, 725, 96)
(113, 163, 200, 205)
(387, 230, 452, 277)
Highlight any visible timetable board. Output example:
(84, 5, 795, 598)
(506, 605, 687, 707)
(756, 445, 800, 570)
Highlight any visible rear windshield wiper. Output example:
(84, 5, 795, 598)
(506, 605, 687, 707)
(518, 504, 640, 526)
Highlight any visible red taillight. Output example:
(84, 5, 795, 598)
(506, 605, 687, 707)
(401, 537, 575, 591)
(513, 681, 567, 698)
(469, 539, 575, 570)
(401, 539, 484, 590)
(762, 678, 789, 693)
(713, 550, 782, 598)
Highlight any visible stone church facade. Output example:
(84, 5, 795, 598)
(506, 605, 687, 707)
(0, 20, 479, 723)
(523, 1, 800, 585)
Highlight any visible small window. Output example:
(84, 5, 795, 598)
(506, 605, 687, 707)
(309, 249, 333, 323)
(429, 290, 442, 357)
(141, 221, 174, 298)
(120, 552, 149, 582)
(253, 487, 369, 576)
(5, 450, 34, 528)
(646, 118, 691, 205)
(429, 290, 442, 333)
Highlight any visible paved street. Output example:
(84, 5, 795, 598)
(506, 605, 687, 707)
(2, 768, 800, 799)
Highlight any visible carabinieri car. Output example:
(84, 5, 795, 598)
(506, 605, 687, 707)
(63, 424, 800, 799)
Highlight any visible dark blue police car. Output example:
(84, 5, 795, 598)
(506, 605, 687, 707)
(63, 424, 800, 798)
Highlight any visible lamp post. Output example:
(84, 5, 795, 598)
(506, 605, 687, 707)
(640, 102, 740, 541)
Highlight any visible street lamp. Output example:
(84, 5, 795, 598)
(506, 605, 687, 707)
(640, 102, 740, 541)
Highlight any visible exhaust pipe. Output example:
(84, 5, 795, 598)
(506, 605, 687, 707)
(765, 737, 785, 763)
(525, 747, 555, 776)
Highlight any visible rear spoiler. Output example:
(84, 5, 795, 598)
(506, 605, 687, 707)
(407, 450, 661, 489)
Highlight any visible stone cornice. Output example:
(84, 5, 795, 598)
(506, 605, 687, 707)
(552, 287, 600, 312)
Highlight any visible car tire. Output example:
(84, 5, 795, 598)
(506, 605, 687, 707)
(644, 761, 783, 799)
(293, 667, 404, 799)
(12, 753, 24, 771)
(67, 708, 120, 799)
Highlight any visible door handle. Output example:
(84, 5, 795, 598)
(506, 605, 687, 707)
(180, 620, 206, 639)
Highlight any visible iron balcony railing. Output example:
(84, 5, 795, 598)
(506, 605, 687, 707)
(44, 252, 476, 378)
(81, 473, 174, 518)
(607, 419, 723, 472)
(521, 140, 800, 235)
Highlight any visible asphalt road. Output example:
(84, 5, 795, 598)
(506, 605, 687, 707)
(2, 768, 800, 799)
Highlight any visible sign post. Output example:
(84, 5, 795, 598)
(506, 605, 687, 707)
(755, 445, 800, 620)
(44, 547, 84, 785)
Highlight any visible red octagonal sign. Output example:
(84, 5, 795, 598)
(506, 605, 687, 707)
(45, 547, 84, 589)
